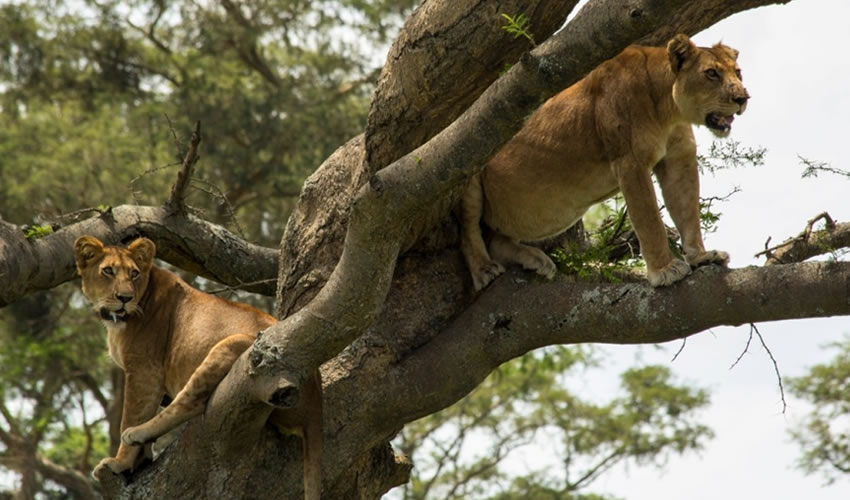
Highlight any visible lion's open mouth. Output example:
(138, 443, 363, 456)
(99, 307, 129, 323)
(705, 112, 735, 134)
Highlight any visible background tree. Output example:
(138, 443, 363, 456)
(1, 0, 415, 496)
(788, 338, 850, 484)
(1, 0, 849, 499)
(393, 347, 712, 500)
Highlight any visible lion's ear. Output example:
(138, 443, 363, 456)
(74, 236, 105, 272)
(667, 34, 698, 73)
(127, 238, 156, 269)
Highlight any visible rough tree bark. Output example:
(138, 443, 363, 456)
(4, 0, 840, 499)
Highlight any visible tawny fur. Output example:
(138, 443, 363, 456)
(462, 34, 748, 290)
(74, 236, 322, 500)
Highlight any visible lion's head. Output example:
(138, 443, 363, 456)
(73, 236, 156, 324)
(667, 34, 749, 138)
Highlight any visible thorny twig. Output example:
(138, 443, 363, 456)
(206, 278, 277, 295)
(729, 328, 753, 370)
(752, 324, 787, 414)
(189, 181, 245, 238)
(165, 120, 202, 214)
(730, 324, 787, 414)
(670, 337, 687, 362)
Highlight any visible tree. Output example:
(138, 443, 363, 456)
(788, 339, 850, 484)
(394, 347, 713, 500)
(2, 0, 849, 498)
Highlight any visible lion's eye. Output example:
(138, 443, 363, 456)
(130, 269, 140, 280)
(705, 68, 720, 80)
(735, 68, 742, 80)
(102, 267, 114, 277)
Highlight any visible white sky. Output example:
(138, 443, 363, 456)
(557, 2, 850, 499)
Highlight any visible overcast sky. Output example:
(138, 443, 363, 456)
(567, 2, 850, 499)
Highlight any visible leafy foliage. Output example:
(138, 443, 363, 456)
(696, 139, 766, 174)
(23, 224, 54, 240)
(799, 156, 850, 180)
(393, 347, 712, 500)
(0, 288, 111, 497)
(788, 339, 850, 484)
(500, 13, 536, 47)
(0, 0, 417, 245)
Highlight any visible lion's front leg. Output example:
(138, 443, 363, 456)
(93, 371, 163, 480)
(122, 334, 254, 447)
(617, 159, 691, 287)
(655, 125, 730, 270)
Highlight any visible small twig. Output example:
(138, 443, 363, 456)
(129, 161, 183, 202)
(165, 120, 202, 214)
(729, 327, 753, 370)
(804, 212, 835, 234)
(164, 114, 182, 157)
(205, 278, 277, 295)
(189, 181, 245, 237)
(700, 186, 742, 207)
(670, 338, 687, 362)
(731, 324, 787, 413)
(759, 236, 774, 260)
(57, 206, 111, 222)
(750, 323, 787, 414)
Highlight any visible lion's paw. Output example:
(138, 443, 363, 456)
(472, 261, 505, 291)
(647, 258, 692, 287)
(687, 249, 729, 268)
(518, 251, 557, 280)
(92, 457, 131, 481)
(122, 425, 153, 446)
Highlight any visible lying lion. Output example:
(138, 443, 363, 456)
(462, 34, 749, 290)
(74, 236, 322, 500)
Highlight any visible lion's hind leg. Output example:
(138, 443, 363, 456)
(461, 174, 505, 291)
(489, 233, 557, 280)
(121, 334, 254, 446)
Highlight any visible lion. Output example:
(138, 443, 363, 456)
(461, 34, 749, 290)
(74, 236, 322, 500)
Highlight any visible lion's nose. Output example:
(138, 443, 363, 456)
(116, 294, 133, 304)
(732, 95, 749, 106)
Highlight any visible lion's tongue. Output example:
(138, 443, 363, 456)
(725, 114, 735, 125)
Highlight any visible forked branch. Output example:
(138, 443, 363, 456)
(755, 212, 850, 264)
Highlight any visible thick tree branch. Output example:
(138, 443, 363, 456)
(365, 0, 581, 172)
(279, 0, 795, 315)
(0, 206, 277, 307)
(341, 261, 850, 444)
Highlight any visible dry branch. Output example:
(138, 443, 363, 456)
(165, 120, 202, 214)
(755, 212, 850, 264)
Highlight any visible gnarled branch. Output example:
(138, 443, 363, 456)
(0, 206, 277, 307)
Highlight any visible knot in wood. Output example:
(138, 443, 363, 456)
(269, 385, 300, 408)
(248, 335, 292, 377)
